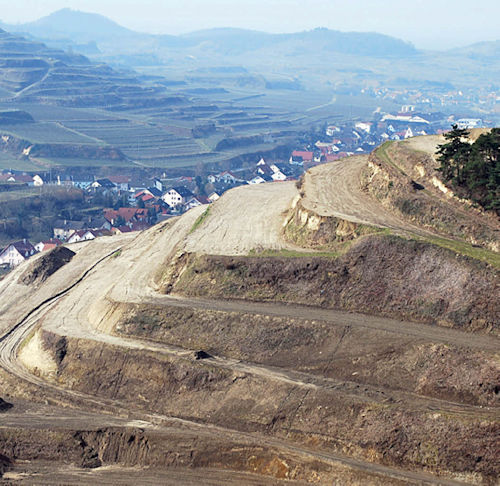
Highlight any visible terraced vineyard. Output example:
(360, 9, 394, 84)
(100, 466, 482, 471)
(62, 118, 203, 161)
(0, 29, 334, 170)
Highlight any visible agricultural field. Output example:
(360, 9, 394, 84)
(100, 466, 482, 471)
(61, 118, 205, 161)
(0, 151, 42, 171)
(0, 122, 101, 145)
(0, 187, 41, 203)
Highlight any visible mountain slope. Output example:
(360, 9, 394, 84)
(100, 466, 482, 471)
(4, 10, 416, 58)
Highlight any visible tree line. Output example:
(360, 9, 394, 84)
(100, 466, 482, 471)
(437, 126, 499, 213)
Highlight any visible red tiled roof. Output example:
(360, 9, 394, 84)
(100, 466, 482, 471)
(104, 208, 148, 223)
(12, 175, 34, 183)
(292, 150, 313, 161)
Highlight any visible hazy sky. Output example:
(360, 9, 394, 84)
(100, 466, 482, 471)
(0, 0, 498, 49)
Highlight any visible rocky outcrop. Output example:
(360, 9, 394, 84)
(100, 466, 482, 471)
(284, 197, 381, 250)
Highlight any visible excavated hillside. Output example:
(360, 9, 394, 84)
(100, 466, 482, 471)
(0, 135, 498, 484)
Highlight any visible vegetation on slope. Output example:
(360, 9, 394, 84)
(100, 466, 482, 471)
(437, 126, 499, 213)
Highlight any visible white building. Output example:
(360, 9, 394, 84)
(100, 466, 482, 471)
(456, 119, 482, 129)
(162, 187, 194, 208)
(0, 240, 36, 268)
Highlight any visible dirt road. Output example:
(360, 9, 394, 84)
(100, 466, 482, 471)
(301, 155, 429, 235)
(184, 181, 299, 255)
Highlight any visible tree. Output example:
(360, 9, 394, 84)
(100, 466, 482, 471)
(436, 125, 471, 183)
(436, 126, 499, 213)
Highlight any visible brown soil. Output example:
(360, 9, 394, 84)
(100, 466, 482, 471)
(163, 235, 499, 334)
(1, 134, 498, 484)
(284, 198, 383, 250)
(118, 304, 500, 407)
(37, 330, 499, 483)
(18, 246, 76, 286)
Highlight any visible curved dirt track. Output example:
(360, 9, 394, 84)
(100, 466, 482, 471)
(301, 155, 427, 234)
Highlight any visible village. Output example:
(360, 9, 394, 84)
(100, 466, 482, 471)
(0, 105, 489, 270)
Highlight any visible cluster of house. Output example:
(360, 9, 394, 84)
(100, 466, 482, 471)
(0, 172, 44, 186)
(0, 157, 305, 269)
(72, 159, 301, 212)
(365, 86, 498, 115)
(288, 108, 463, 166)
(0, 209, 153, 269)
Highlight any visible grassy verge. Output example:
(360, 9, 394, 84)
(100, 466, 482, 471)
(189, 206, 211, 234)
(417, 235, 500, 269)
(0, 187, 41, 202)
(248, 248, 340, 258)
(375, 141, 407, 176)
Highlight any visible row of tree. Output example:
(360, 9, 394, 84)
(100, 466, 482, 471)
(437, 126, 499, 213)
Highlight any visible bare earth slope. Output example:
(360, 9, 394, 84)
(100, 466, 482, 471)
(0, 135, 498, 484)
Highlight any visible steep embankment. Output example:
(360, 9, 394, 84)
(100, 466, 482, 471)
(161, 235, 499, 334)
(31, 327, 500, 483)
(362, 138, 499, 251)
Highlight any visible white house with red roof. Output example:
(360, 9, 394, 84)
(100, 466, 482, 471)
(67, 230, 99, 244)
(35, 239, 62, 253)
(0, 240, 37, 268)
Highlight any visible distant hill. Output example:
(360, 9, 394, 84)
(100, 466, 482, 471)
(0, 28, 181, 109)
(448, 40, 500, 60)
(6, 8, 146, 42)
(4, 10, 416, 58)
(179, 27, 417, 57)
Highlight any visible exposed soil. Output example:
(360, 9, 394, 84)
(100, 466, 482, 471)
(36, 331, 499, 483)
(18, 246, 76, 286)
(118, 304, 500, 407)
(0, 135, 498, 484)
(362, 141, 499, 250)
(284, 198, 383, 250)
(164, 235, 499, 334)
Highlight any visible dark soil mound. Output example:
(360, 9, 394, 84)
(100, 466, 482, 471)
(19, 246, 75, 285)
(0, 398, 13, 412)
(171, 235, 499, 333)
(194, 350, 212, 360)
(0, 453, 11, 478)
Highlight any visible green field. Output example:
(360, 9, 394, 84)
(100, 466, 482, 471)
(0, 150, 48, 171)
(0, 122, 101, 145)
(0, 187, 41, 202)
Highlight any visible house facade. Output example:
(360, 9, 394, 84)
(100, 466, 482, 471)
(0, 240, 36, 268)
(67, 230, 97, 244)
(162, 187, 194, 207)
